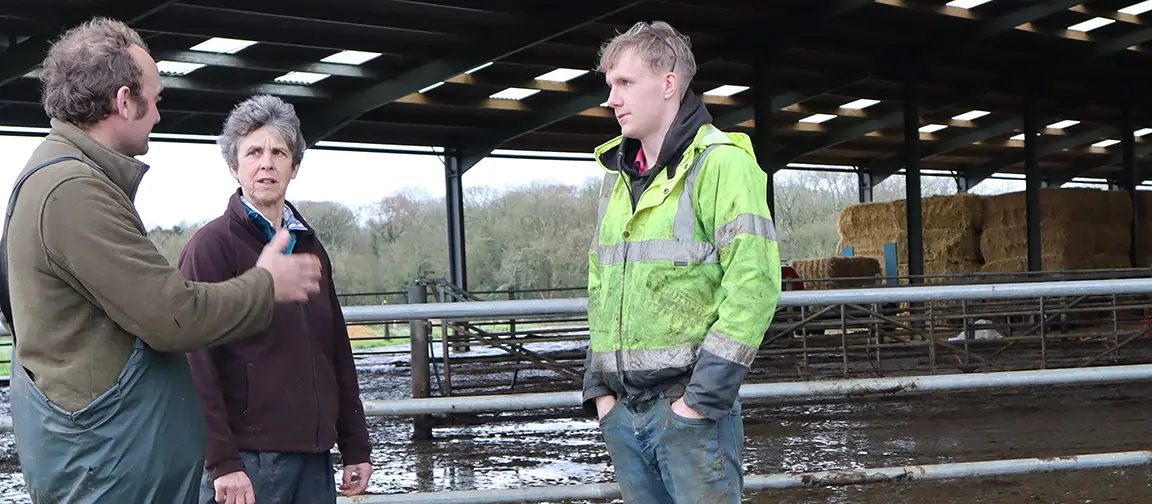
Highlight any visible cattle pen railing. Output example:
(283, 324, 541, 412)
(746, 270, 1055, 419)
(6, 277, 1152, 503)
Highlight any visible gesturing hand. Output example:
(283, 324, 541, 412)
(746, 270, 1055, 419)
(256, 229, 323, 303)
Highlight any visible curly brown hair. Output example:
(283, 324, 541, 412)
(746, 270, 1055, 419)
(40, 17, 150, 125)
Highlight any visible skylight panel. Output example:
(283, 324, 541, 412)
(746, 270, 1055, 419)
(419, 82, 444, 94)
(0, 126, 50, 134)
(321, 50, 381, 65)
(274, 71, 330, 85)
(799, 114, 837, 124)
(490, 87, 539, 100)
(1092, 139, 1121, 148)
(465, 62, 493, 74)
(703, 85, 749, 97)
(1047, 120, 1081, 129)
(1119, 1, 1152, 15)
(945, 0, 994, 8)
(156, 61, 205, 76)
(189, 37, 257, 54)
(919, 124, 948, 133)
(841, 99, 879, 110)
(952, 110, 990, 121)
(1068, 17, 1115, 32)
(535, 68, 589, 82)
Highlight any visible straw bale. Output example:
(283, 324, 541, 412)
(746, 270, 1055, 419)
(891, 193, 984, 230)
(1137, 191, 1152, 220)
(981, 253, 1132, 273)
(845, 229, 981, 264)
(979, 224, 1131, 263)
(792, 256, 881, 290)
(982, 188, 1132, 229)
(897, 260, 983, 284)
(837, 201, 899, 243)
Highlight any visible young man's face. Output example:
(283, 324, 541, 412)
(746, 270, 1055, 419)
(605, 49, 673, 141)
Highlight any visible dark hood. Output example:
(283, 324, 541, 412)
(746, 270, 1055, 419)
(598, 89, 713, 180)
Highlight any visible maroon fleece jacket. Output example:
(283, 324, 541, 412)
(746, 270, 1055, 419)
(179, 191, 371, 479)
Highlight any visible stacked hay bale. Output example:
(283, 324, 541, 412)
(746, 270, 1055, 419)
(837, 193, 985, 283)
(791, 256, 882, 290)
(1137, 191, 1152, 268)
(980, 187, 1132, 273)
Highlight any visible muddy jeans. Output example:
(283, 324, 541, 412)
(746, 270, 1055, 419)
(198, 451, 336, 504)
(599, 395, 744, 504)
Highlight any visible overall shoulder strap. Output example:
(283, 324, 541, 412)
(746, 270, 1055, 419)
(0, 156, 82, 340)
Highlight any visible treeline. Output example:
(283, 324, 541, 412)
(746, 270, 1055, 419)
(147, 173, 960, 303)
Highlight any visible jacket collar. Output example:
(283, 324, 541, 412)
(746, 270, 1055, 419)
(225, 188, 314, 237)
(594, 89, 714, 179)
(47, 118, 149, 201)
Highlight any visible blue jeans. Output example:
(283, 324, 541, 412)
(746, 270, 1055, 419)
(599, 395, 744, 504)
(198, 451, 336, 504)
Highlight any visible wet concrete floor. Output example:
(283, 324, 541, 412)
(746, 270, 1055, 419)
(1, 346, 1151, 503)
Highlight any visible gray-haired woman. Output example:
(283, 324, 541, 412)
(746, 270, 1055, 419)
(179, 95, 373, 504)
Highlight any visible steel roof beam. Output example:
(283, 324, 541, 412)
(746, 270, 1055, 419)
(452, 0, 878, 172)
(962, 125, 1120, 186)
(299, 0, 642, 147)
(1047, 143, 1152, 186)
(0, 0, 176, 87)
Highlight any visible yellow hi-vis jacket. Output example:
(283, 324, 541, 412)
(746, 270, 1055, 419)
(582, 123, 782, 421)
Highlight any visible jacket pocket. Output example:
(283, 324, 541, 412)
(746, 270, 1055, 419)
(643, 270, 713, 321)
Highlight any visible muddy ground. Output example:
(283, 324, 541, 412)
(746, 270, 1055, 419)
(1, 343, 1151, 503)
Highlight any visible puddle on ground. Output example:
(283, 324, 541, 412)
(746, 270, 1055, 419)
(2, 350, 1152, 503)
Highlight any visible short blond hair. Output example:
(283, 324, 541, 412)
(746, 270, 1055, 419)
(596, 21, 696, 91)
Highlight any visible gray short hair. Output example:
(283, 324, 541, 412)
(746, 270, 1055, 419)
(218, 95, 307, 171)
(40, 17, 149, 125)
(597, 21, 697, 93)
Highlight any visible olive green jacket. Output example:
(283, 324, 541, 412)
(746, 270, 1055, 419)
(4, 119, 275, 412)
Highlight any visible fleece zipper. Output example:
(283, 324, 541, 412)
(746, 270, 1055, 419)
(299, 305, 323, 451)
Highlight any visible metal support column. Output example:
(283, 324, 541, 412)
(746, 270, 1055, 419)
(1122, 107, 1139, 267)
(1024, 99, 1042, 273)
(955, 174, 969, 194)
(444, 151, 467, 290)
(859, 170, 874, 203)
(407, 283, 433, 440)
(904, 79, 924, 283)
(753, 51, 777, 218)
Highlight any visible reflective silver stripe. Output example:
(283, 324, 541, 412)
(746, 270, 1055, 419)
(588, 344, 699, 373)
(700, 329, 759, 368)
(714, 213, 777, 249)
(596, 239, 718, 266)
(673, 144, 722, 241)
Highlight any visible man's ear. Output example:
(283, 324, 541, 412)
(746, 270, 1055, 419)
(663, 72, 679, 101)
(114, 86, 133, 119)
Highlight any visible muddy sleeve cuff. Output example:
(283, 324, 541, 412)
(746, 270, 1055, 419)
(683, 349, 749, 422)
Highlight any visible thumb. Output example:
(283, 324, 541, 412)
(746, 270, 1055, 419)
(266, 229, 291, 253)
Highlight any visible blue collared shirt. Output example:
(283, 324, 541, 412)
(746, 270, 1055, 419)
(240, 195, 307, 254)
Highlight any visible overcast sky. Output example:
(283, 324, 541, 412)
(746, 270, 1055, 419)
(0, 131, 1045, 231)
(0, 134, 604, 229)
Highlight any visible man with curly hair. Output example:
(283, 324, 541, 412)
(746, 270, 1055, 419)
(0, 17, 325, 503)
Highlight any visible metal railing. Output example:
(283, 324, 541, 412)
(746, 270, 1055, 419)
(5, 277, 1152, 503)
(339, 450, 1152, 503)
